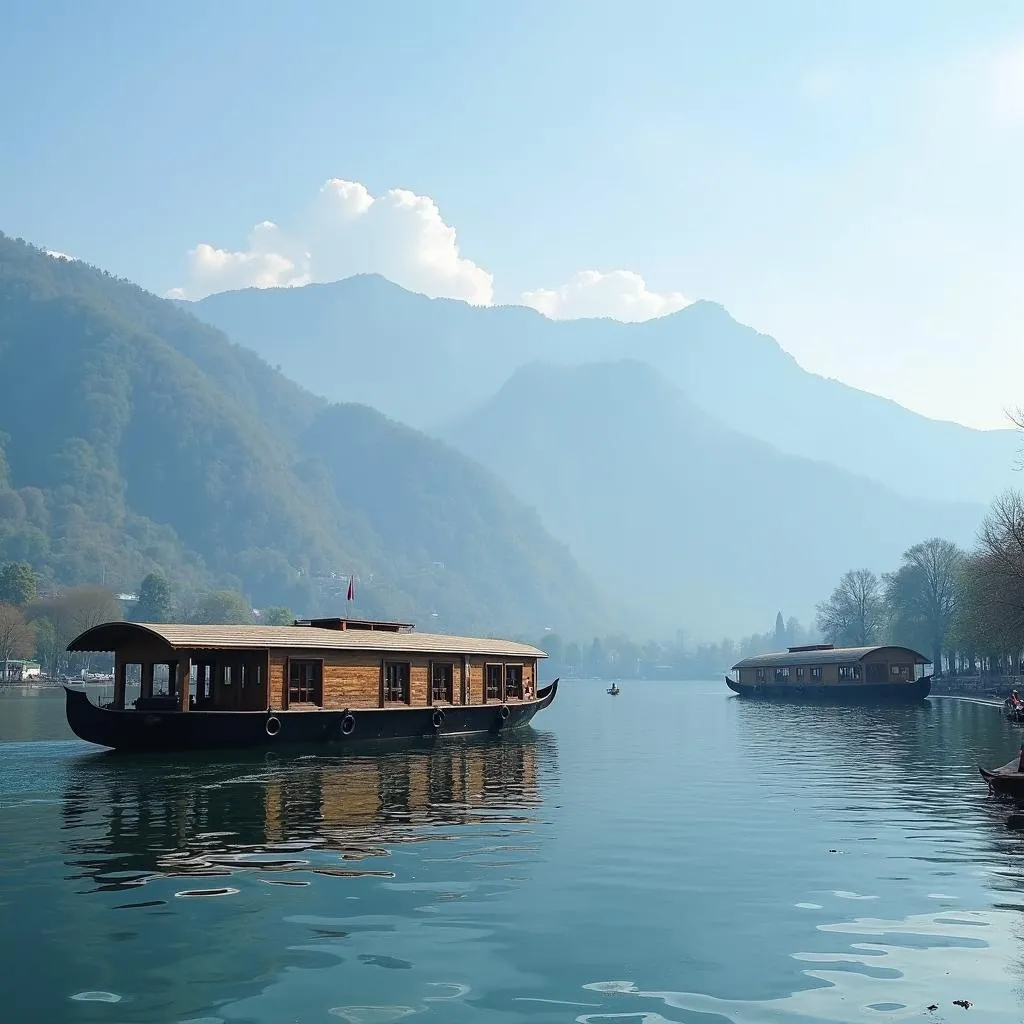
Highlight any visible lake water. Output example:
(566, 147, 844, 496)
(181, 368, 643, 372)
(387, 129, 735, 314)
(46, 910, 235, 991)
(2, 682, 1024, 1023)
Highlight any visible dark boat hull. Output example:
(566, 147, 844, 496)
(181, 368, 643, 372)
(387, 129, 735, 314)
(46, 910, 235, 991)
(980, 759, 1024, 801)
(64, 681, 558, 753)
(724, 675, 932, 703)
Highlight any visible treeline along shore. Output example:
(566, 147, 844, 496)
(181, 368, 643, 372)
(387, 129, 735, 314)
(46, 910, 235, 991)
(5, 490, 1024, 693)
(539, 489, 1024, 690)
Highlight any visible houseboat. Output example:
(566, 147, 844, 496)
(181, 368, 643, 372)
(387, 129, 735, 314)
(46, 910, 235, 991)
(725, 643, 932, 702)
(63, 617, 557, 752)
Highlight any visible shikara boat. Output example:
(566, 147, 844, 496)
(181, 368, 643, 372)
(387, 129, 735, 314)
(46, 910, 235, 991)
(725, 644, 932, 703)
(64, 617, 558, 753)
(980, 750, 1024, 800)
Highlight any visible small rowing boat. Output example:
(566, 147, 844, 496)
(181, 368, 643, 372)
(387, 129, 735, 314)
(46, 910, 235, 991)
(980, 746, 1024, 800)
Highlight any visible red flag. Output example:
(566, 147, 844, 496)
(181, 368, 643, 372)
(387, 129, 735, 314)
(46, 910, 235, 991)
(346, 574, 355, 602)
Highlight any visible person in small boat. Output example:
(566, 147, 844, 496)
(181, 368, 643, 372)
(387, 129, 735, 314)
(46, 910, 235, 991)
(1011, 690, 1024, 712)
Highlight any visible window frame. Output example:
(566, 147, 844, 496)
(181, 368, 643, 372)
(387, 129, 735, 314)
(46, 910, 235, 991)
(286, 657, 324, 707)
(505, 664, 524, 699)
(773, 666, 790, 682)
(484, 663, 503, 702)
(810, 666, 822, 681)
(755, 667, 766, 682)
(795, 666, 805, 681)
(430, 661, 455, 704)
(383, 660, 411, 704)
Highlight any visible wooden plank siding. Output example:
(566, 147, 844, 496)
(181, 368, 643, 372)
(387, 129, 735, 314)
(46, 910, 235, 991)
(738, 649, 920, 686)
(87, 635, 542, 713)
(268, 650, 540, 710)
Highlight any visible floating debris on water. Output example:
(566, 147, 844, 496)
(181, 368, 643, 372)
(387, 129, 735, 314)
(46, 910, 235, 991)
(174, 886, 240, 898)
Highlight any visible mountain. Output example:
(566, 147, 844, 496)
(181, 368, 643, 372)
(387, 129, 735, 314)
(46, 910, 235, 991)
(0, 234, 603, 636)
(189, 277, 1019, 506)
(436, 360, 985, 637)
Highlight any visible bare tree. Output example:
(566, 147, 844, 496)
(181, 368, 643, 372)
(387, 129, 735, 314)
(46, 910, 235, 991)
(884, 538, 964, 671)
(957, 491, 1024, 663)
(815, 569, 885, 646)
(0, 604, 36, 681)
(27, 587, 122, 675)
(1006, 407, 1024, 473)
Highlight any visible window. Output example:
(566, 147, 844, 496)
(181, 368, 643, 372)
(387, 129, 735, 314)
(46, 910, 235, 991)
(485, 664, 503, 700)
(774, 666, 790, 682)
(384, 661, 410, 703)
(505, 665, 523, 698)
(755, 667, 766, 682)
(795, 666, 805, 681)
(431, 662, 454, 703)
(890, 663, 910, 679)
(289, 660, 322, 705)
(838, 664, 863, 681)
(810, 666, 822, 680)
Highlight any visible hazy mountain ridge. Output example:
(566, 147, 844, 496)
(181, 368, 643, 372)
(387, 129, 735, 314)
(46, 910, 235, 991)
(0, 234, 603, 636)
(437, 359, 985, 636)
(190, 276, 1019, 506)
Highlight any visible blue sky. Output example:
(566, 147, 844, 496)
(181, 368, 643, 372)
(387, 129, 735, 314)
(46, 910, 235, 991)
(3, 1, 1023, 428)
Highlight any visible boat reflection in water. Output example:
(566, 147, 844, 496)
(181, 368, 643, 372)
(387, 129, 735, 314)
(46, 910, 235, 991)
(60, 732, 554, 892)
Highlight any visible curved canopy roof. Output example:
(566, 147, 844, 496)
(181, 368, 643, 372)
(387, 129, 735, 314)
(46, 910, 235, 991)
(68, 621, 547, 659)
(731, 645, 928, 670)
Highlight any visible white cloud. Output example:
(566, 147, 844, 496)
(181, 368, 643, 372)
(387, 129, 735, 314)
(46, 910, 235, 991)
(521, 270, 691, 323)
(170, 179, 693, 324)
(171, 180, 491, 304)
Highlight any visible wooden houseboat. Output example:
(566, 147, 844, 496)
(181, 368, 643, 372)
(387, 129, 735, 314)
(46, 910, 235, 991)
(63, 617, 557, 752)
(725, 643, 932, 703)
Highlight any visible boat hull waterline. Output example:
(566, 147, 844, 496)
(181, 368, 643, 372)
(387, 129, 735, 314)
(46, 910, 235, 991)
(724, 676, 932, 703)
(64, 680, 558, 753)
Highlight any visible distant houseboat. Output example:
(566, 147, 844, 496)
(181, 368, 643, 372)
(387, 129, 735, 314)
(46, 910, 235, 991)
(725, 644, 931, 702)
(64, 617, 557, 752)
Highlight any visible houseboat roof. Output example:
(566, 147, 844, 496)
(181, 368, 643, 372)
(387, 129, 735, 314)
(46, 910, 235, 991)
(731, 644, 929, 670)
(67, 621, 547, 659)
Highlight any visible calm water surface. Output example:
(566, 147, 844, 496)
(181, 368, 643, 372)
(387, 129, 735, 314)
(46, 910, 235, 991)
(2, 682, 1024, 1023)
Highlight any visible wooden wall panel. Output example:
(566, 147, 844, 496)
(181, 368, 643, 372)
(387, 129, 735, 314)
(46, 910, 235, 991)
(410, 661, 430, 706)
(270, 652, 288, 708)
(322, 655, 381, 709)
(232, 648, 545, 710)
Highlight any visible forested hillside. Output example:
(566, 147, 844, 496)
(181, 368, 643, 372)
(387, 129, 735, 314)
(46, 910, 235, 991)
(0, 235, 602, 636)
